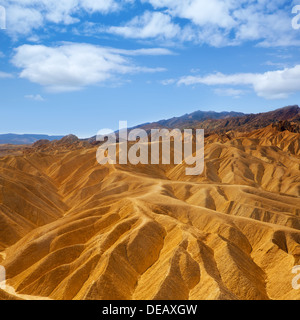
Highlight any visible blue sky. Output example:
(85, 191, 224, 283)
(0, 0, 300, 138)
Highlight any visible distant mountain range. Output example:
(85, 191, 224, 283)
(87, 105, 300, 143)
(2, 105, 300, 145)
(87, 110, 248, 143)
(136, 105, 300, 133)
(0, 134, 64, 145)
(136, 110, 246, 129)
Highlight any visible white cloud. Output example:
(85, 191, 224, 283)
(1, 0, 298, 47)
(107, 11, 181, 39)
(11, 43, 169, 92)
(137, 0, 299, 47)
(0, 0, 133, 36)
(80, 0, 121, 13)
(5, 5, 44, 36)
(233, 3, 300, 47)
(25, 94, 45, 101)
(106, 8, 235, 46)
(178, 65, 300, 99)
(143, 0, 236, 29)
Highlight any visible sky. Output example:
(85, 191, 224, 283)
(0, 0, 300, 138)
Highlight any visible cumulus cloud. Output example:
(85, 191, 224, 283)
(11, 43, 170, 92)
(143, 0, 236, 29)
(1, 0, 298, 47)
(0, 0, 133, 36)
(106, 6, 235, 45)
(178, 65, 300, 99)
(107, 11, 181, 40)
(5, 5, 44, 36)
(133, 0, 298, 47)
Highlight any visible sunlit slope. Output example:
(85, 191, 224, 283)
(0, 125, 300, 300)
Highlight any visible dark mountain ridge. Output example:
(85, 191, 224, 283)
(0, 134, 64, 145)
(137, 105, 300, 133)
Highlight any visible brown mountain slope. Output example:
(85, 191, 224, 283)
(0, 125, 300, 300)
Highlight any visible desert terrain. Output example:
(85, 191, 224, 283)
(0, 106, 300, 300)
